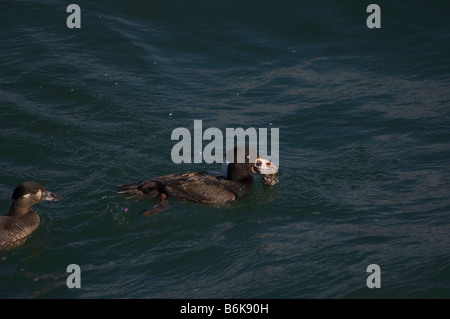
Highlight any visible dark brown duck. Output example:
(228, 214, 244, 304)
(117, 147, 278, 216)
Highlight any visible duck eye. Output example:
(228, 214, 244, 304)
(266, 162, 271, 166)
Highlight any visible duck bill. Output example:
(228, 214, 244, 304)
(41, 190, 62, 202)
(252, 157, 278, 175)
(253, 157, 279, 185)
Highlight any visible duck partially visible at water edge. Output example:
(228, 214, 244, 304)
(0, 181, 62, 251)
(117, 147, 279, 217)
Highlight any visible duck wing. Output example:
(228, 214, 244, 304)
(0, 213, 39, 251)
(156, 172, 238, 204)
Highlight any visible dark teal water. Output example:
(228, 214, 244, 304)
(1, 0, 449, 298)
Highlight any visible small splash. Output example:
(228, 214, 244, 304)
(107, 202, 130, 224)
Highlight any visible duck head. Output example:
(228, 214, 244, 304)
(9, 181, 62, 216)
(222, 147, 279, 185)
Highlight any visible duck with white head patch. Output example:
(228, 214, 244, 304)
(117, 146, 278, 217)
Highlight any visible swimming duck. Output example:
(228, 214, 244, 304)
(0, 182, 62, 251)
(117, 147, 278, 216)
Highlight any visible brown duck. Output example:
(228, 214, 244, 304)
(0, 182, 61, 251)
(117, 147, 278, 216)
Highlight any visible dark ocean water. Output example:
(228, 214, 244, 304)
(1, 0, 449, 299)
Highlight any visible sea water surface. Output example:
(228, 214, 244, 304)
(1, 0, 449, 298)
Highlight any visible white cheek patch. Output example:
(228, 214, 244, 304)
(254, 158, 278, 174)
(22, 194, 31, 198)
(36, 189, 42, 199)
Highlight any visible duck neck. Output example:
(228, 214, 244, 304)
(9, 198, 33, 216)
(235, 175, 254, 196)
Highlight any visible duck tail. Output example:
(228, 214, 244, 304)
(116, 180, 161, 201)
